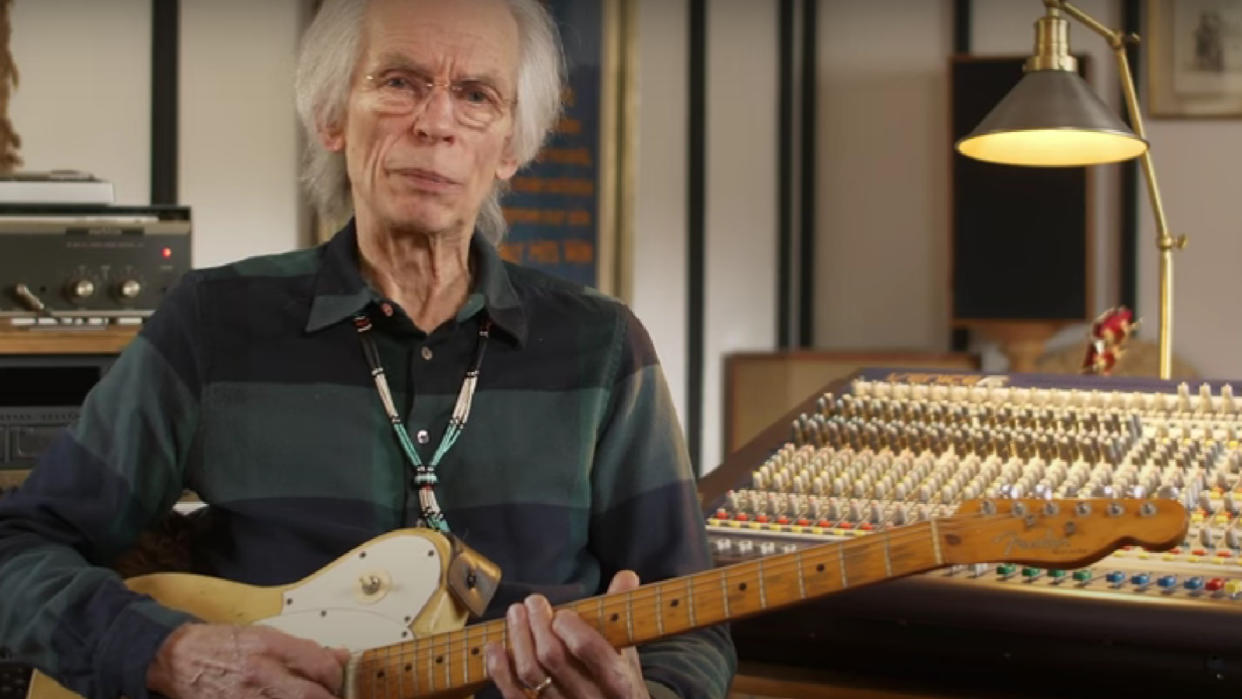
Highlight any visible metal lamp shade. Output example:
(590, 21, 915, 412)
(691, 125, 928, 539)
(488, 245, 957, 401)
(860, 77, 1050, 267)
(956, 69, 1148, 167)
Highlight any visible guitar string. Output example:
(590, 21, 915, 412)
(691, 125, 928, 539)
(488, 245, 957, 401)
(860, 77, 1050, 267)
(346, 506, 1145, 681)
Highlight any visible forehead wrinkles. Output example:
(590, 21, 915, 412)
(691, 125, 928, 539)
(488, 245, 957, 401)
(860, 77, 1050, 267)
(358, 1, 519, 86)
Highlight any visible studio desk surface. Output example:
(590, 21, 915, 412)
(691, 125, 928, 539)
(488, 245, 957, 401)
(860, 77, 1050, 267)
(700, 368, 1242, 698)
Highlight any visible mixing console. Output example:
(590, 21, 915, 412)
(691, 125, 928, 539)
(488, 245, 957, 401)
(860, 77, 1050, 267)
(700, 368, 1242, 693)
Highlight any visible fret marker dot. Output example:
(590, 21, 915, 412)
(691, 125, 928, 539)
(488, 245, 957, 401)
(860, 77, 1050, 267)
(377, 670, 385, 679)
(738, 582, 747, 591)
(436, 656, 444, 664)
(610, 613, 620, 622)
(816, 564, 825, 573)
(670, 599, 679, 607)
(472, 647, 480, 656)
(405, 664, 413, 672)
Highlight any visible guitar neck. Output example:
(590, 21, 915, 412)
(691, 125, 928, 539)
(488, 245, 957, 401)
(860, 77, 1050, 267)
(349, 520, 946, 698)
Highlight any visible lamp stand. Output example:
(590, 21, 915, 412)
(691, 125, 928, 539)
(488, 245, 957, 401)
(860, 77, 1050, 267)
(1052, 0, 1186, 380)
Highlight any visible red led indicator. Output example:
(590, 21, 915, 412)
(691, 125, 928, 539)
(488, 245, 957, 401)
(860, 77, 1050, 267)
(162, 247, 172, 259)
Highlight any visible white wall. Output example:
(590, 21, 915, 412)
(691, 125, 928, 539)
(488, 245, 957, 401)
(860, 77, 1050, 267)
(702, 0, 778, 471)
(11, 0, 152, 205)
(631, 0, 780, 473)
(1138, 120, 1242, 379)
(632, 0, 689, 429)
(814, 0, 953, 351)
(180, 0, 307, 268)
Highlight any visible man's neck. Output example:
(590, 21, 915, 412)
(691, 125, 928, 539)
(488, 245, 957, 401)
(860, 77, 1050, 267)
(355, 214, 474, 333)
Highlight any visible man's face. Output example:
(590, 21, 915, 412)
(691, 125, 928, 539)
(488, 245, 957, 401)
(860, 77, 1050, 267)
(326, 0, 521, 236)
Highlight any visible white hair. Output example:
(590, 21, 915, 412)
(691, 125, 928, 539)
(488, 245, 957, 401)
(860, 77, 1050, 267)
(294, 0, 565, 244)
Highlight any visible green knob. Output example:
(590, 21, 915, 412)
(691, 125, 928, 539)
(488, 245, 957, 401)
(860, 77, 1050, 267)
(1048, 569, 1067, 579)
(1021, 566, 1041, 578)
(996, 563, 1016, 576)
(1072, 569, 1092, 582)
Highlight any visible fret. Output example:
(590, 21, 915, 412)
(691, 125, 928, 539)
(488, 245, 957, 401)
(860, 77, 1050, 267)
(795, 549, 807, 600)
(720, 570, 730, 616)
(930, 519, 944, 565)
(757, 557, 768, 608)
(625, 590, 635, 643)
(442, 631, 451, 690)
(462, 624, 471, 686)
(838, 543, 848, 587)
(425, 632, 436, 694)
(597, 596, 605, 632)
(687, 575, 697, 626)
(883, 530, 893, 578)
(655, 584, 664, 635)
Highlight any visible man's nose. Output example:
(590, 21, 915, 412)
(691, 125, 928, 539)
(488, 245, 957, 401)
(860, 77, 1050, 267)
(413, 88, 457, 143)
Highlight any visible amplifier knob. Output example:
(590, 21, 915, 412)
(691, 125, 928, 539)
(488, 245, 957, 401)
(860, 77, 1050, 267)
(118, 279, 142, 299)
(67, 279, 95, 300)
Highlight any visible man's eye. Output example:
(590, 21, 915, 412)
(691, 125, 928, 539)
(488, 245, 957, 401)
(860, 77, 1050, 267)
(382, 75, 413, 89)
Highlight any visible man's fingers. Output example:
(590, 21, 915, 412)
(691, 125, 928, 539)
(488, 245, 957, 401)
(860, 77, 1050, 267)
(506, 602, 549, 691)
(552, 608, 636, 697)
(246, 627, 349, 694)
(485, 640, 528, 699)
(606, 570, 641, 594)
(525, 595, 596, 697)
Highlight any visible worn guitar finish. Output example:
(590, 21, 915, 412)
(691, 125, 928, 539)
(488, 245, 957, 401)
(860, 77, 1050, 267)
(27, 498, 1186, 699)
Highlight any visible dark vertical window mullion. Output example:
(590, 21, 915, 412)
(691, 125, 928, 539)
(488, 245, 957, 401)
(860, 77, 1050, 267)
(778, 0, 794, 348)
(150, 0, 179, 205)
(797, 0, 816, 347)
(687, 0, 706, 473)
(950, 0, 971, 352)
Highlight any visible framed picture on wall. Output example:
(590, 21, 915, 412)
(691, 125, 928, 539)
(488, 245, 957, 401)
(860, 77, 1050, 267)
(1146, 0, 1242, 117)
(497, 0, 634, 300)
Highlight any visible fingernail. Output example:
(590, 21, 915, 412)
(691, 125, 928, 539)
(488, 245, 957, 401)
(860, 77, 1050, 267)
(524, 594, 550, 617)
(507, 603, 522, 623)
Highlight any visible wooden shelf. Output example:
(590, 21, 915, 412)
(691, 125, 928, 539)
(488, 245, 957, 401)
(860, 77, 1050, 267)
(0, 325, 140, 354)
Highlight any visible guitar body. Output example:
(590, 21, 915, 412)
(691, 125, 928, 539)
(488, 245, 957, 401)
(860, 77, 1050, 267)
(28, 528, 474, 699)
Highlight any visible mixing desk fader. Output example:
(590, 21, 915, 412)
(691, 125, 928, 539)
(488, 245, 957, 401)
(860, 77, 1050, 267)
(700, 369, 1242, 695)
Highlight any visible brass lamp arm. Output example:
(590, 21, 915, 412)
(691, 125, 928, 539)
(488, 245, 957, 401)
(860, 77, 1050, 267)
(1050, 0, 1185, 379)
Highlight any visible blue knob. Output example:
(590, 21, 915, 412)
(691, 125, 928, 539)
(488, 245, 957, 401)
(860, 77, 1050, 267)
(1105, 570, 1126, 584)
(1184, 576, 1205, 591)
(1157, 575, 1177, 589)
(1130, 573, 1151, 586)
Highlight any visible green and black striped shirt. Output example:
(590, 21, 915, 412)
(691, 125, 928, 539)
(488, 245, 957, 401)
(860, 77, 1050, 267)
(0, 222, 734, 698)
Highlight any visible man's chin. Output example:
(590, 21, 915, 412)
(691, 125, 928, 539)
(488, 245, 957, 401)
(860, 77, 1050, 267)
(376, 205, 462, 237)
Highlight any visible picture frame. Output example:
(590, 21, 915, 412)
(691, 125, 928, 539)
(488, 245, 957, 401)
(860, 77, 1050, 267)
(1145, 0, 1242, 117)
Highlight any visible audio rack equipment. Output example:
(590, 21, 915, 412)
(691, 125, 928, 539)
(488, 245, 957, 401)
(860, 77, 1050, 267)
(699, 368, 1242, 696)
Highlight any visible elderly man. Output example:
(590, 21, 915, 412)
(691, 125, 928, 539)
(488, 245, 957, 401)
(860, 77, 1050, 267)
(0, 0, 734, 698)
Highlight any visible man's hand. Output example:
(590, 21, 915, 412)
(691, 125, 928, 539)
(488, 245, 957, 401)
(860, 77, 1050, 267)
(485, 571, 647, 699)
(146, 623, 351, 698)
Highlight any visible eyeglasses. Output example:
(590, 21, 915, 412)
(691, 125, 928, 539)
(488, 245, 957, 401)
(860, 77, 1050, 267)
(363, 70, 515, 130)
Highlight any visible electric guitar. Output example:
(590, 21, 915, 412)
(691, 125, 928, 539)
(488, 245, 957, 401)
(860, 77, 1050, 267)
(27, 497, 1186, 699)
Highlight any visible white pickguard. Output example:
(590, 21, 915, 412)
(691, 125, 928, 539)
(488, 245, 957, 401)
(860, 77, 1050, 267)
(255, 534, 443, 651)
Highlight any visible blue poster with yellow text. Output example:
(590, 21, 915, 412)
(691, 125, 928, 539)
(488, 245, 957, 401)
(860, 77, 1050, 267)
(498, 0, 602, 288)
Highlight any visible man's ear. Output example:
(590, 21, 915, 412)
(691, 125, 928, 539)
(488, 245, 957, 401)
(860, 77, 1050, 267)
(317, 118, 346, 152)
(495, 138, 520, 181)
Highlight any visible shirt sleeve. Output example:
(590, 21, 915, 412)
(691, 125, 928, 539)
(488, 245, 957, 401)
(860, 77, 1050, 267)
(0, 272, 207, 698)
(588, 305, 736, 699)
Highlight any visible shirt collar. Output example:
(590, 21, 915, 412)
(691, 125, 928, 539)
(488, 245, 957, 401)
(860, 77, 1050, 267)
(305, 220, 528, 345)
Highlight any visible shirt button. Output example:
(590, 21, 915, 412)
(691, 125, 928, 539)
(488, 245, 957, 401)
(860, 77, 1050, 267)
(416, 429, 430, 444)
(420, 346, 433, 361)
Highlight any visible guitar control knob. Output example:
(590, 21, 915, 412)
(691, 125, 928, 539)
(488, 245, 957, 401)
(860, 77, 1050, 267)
(118, 279, 142, 299)
(67, 278, 95, 300)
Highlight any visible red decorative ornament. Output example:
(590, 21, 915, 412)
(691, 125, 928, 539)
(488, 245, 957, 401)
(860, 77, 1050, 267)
(1082, 306, 1137, 376)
